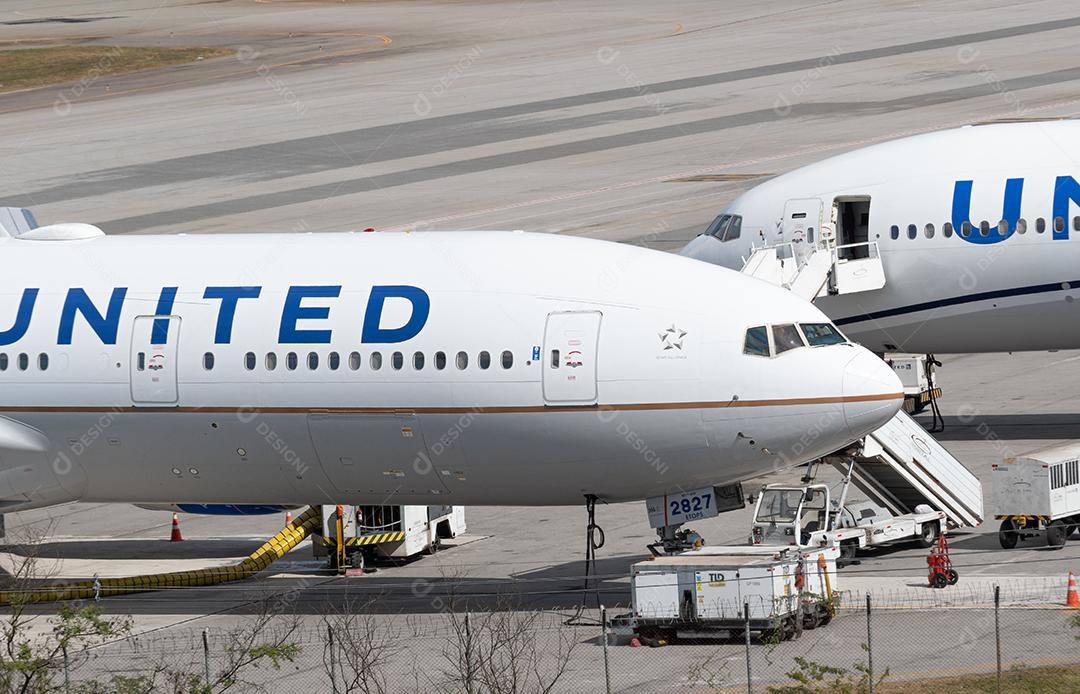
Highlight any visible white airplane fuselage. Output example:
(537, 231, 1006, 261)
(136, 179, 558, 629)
(0, 230, 900, 511)
(680, 121, 1080, 354)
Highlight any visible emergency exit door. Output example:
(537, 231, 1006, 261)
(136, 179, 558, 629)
(542, 311, 601, 405)
(130, 315, 180, 405)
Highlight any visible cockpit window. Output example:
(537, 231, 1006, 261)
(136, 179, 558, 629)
(743, 326, 770, 356)
(771, 324, 804, 353)
(704, 214, 743, 242)
(800, 323, 847, 346)
(725, 215, 741, 240)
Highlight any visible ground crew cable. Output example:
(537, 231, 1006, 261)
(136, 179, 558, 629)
(925, 353, 944, 433)
(0, 505, 323, 605)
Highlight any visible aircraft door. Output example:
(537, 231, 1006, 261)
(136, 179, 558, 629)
(130, 315, 180, 405)
(782, 198, 822, 264)
(833, 196, 872, 259)
(542, 311, 601, 405)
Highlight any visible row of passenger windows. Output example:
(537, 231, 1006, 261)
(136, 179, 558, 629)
(889, 216, 1080, 241)
(743, 322, 846, 358)
(0, 353, 49, 371)
(196, 350, 517, 372)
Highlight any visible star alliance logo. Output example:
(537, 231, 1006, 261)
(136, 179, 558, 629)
(659, 325, 687, 351)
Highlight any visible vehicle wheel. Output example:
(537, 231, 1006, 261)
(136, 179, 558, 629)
(917, 521, 939, 548)
(819, 611, 832, 627)
(803, 610, 821, 630)
(348, 552, 365, 571)
(424, 537, 441, 555)
(998, 518, 1019, 549)
(946, 569, 959, 586)
(932, 572, 948, 589)
(839, 542, 857, 564)
(1047, 520, 1068, 548)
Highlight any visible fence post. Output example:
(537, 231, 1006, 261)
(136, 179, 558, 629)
(465, 612, 474, 694)
(866, 593, 874, 694)
(744, 601, 752, 694)
(601, 605, 612, 694)
(994, 585, 1002, 694)
(328, 623, 338, 694)
(202, 628, 211, 686)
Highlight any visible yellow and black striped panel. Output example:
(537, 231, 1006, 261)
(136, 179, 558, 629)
(993, 514, 1048, 524)
(919, 388, 943, 403)
(329, 531, 406, 547)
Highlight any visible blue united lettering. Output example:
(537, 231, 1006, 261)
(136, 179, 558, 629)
(0, 284, 430, 347)
(952, 175, 1080, 244)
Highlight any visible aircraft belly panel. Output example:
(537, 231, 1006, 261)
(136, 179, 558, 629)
(308, 413, 451, 500)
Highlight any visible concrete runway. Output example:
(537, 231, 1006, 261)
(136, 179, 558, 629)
(4, 0, 1080, 684)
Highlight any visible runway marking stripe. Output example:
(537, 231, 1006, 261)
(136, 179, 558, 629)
(0, 392, 901, 416)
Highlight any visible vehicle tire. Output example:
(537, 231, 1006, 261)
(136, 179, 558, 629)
(1047, 520, 1068, 549)
(348, 552, 365, 571)
(998, 518, 1019, 549)
(932, 572, 948, 589)
(916, 521, 939, 548)
(946, 569, 959, 586)
(819, 611, 832, 627)
(839, 541, 858, 564)
(424, 537, 441, 555)
(803, 609, 821, 630)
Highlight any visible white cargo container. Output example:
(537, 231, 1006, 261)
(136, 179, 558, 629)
(628, 545, 838, 642)
(992, 443, 1080, 548)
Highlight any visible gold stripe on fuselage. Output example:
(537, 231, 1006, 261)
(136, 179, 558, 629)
(0, 392, 902, 415)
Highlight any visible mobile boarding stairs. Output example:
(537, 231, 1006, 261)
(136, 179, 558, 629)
(740, 237, 886, 301)
(742, 235, 984, 531)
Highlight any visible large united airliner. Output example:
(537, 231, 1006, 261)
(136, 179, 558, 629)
(0, 218, 901, 512)
(680, 120, 1080, 354)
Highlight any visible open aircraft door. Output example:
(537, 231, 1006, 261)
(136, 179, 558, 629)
(130, 316, 180, 406)
(543, 311, 601, 405)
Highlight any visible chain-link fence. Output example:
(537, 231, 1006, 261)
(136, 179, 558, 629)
(15, 584, 1080, 693)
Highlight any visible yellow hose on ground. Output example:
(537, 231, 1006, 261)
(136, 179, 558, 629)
(1, 506, 323, 605)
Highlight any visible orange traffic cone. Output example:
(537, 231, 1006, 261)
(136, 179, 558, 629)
(170, 513, 183, 542)
(285, 511, 293, 525)
(1067, 571, 1080, 608)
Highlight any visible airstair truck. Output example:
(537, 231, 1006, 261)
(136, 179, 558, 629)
(750, 482, 945, 563)
(993, 443, 1080, 548)
(749, 412, 985, 564)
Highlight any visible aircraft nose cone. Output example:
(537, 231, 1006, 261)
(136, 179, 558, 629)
(842, 349, 904, 438)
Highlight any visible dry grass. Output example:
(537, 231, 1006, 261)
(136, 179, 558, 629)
(873, 663, 1080, 693)
(0, 45, 233, 93)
